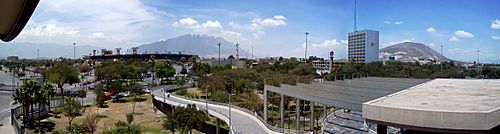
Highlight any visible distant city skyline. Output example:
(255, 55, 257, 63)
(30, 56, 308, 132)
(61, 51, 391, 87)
(1, 0, 499, 63)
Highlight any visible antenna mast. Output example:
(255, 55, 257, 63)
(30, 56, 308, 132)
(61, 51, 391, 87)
(354, 0, 357, 31)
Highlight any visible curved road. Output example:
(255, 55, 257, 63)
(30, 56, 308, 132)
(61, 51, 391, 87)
(152, 88, 279, 134)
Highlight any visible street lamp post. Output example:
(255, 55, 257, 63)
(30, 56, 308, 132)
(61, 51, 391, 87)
(236, 43, 239, 60)
(304, 32, 309, 62)
(205, 85, 209, 113)
(229, 80, 233, 133)
(217, 43, 221, 64)
(224, 76, 235, 133)
(73, 42, 76, 59)
(441, 45, 443, 70)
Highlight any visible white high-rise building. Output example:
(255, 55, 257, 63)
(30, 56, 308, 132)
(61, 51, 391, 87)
(348, 30, 379, 63)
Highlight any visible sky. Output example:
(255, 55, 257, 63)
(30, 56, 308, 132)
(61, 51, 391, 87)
(3, 0, 500, 63)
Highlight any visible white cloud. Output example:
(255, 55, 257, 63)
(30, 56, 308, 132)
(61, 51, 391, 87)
(454, 30, 474, 38)
(90, 32, 106, 38)
(294, 38, 348, 59)
(394, 21, 403, 25)
(492, 35, 500, 40)
(172, 17, 198, 27)
(429, 43, 435, 46)
(15, 0, 169, 48)
(491, 19, 500, 29)
(22, 23, 79, 37)
(384, 21, 391, 24)
(172, 18, 247, 42)
(311, 39, 348, 48)
(252, 15, 287, 27)
(382, 39, 415, 47)
(426, 27, 436, 32)
(16, 23, 137, 47)
(449, 36, 460, 41)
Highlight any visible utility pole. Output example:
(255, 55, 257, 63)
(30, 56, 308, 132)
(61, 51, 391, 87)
(217, 43, 221, 63)
(305, 32, 309, 62)
(477, 50, 480, 73)
(73, 42, 76, 59)
(251, 46, 254, 60)
(440, 45, 443, 70)
(236, 43, 240, 60)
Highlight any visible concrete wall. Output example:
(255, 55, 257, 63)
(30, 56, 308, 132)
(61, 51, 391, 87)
(362, 104, 499, 131)
(365, 30, 379, 63)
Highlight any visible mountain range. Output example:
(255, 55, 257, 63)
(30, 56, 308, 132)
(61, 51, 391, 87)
(1, 35, 451, 63)
(137, 34, 250, 58)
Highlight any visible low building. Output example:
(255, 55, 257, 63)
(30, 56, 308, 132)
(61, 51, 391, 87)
(201, 59, 246, 68)
(84, 53, 195, 61)
(312, 60, 331, 74)
(7, 56, 18, 61)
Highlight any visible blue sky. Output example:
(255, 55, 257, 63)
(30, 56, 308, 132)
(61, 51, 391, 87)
(6, 0, 500, 63)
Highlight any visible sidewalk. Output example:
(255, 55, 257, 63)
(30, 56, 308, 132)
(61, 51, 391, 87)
(0, 117, 16, 134)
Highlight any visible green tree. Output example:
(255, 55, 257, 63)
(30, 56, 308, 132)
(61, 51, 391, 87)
(236, 92, 262, 113)
(155, 62, 176, 84)
(174, 104, 209, 134)
(162, 114, 178, 133)
(95, 84, 106, 107)
(61, 97, 85, 130)
(46, 63, 80, 103)
(180, 66, 188, 75)
(127, 83, 144, 114)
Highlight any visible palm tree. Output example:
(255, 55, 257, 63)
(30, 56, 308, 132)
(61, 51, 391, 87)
(35, 85, 49, 133)
(43, 83, 55, 112)
(12, 80, 41, 126)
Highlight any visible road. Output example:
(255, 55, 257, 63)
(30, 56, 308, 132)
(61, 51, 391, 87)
(152, 87, 278, 134)
(0, 91, 13, 122)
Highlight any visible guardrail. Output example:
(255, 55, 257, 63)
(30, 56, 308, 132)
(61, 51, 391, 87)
(172, 93, 300, 134)
(11, 105, 23, 134)
(152, 88, 238, 133)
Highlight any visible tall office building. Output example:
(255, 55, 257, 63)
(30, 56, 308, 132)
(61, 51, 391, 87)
(348, 30, 379, 63)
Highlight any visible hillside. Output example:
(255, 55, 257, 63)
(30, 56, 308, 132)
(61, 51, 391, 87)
(137, 34, 249, 57)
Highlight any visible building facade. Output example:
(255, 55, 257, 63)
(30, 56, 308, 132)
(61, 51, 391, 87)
(348, 30, 379, 63)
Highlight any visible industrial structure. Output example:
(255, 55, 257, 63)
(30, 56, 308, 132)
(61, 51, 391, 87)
(263, 77, 500, 133)
(84, 47, 195, 61)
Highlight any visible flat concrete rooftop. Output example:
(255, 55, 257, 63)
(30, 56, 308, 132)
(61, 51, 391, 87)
(370, 79, 500, 112)
(363, 79, 500, 132)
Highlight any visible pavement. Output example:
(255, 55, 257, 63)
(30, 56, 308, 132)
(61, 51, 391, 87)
(322, 110, 368, 134)
(152, 87, 279, 134)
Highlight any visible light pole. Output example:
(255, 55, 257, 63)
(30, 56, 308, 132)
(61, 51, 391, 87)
(205, 85, 209, 113)
(477, 50, 480, 73)
(217, 43, 221, 64)
(440, 45, 443, 70)
(304, 32, 309, 62)
(224, 76, 235, 132)
(73, 42, 76, 59)
(236, 43, 239, 60)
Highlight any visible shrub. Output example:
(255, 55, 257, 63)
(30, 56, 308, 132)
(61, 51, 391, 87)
(51, 129, 65, 134)
(68, 123, 85, 134)
(177, 89, 188, 96)
(82, 114, 101, 133)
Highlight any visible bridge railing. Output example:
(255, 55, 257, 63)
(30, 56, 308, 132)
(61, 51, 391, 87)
(172, 93, 300, 133)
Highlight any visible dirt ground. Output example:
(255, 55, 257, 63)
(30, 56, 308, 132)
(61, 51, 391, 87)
(46, 95, 186, 134)
(185, 87, 203, 96)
